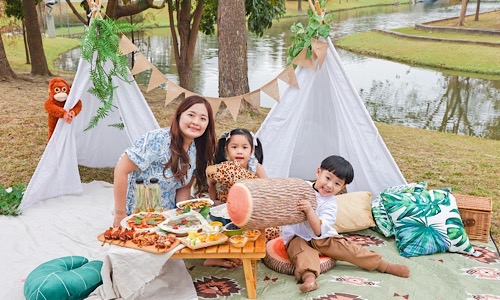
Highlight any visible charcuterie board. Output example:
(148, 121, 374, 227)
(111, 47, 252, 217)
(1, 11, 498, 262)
(97, 229, 180, 254)
(180, 233, 228, 250)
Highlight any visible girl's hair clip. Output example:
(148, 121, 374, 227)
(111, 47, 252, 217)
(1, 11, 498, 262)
(250, 131, 258, 147)
(223, 131, 231, 142)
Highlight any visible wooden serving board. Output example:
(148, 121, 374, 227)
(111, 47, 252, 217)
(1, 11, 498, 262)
(97, 234, 180, 254)
(180, 233, 228, 250)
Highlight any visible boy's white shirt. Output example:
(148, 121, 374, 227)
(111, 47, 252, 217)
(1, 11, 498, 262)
(281, 181, 339, 245)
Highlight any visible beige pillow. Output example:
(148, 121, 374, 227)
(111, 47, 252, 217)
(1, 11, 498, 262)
(333, 191, 375, 233)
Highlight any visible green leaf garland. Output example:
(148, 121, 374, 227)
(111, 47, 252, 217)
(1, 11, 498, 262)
(81, 18, 137, 131)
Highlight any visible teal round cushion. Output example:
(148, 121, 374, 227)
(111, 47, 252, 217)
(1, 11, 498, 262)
(24, 256, 103, 300)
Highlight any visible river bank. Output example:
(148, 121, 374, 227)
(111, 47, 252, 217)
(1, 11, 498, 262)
(335, 10, 500, 79)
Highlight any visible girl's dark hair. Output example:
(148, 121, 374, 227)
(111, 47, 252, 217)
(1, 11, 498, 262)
(215, 128, 263, 164)
(165, 95, 216, 194)
(320, 155, 354, 184)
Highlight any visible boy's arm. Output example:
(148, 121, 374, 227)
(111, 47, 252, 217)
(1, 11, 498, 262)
(298, 199, 321, 236)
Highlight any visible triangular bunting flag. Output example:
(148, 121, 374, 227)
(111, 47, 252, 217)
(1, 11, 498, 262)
(243, 90, 261, 110)
(165, 80, 184, 106)
(185, 90, 197, 98)
(130, 53, 153, 75)
(292, 48, 315, 69)
(206, 97, 222, 117)
(223, 96, 242, 121)
(311, 38, 328, 68)
(261, 79, 280, 102)
(146, 67, 167, 92)
(118, 34, 138, 55)
(277, 65, 299, 89)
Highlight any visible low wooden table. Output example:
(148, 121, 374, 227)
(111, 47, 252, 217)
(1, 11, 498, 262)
(172, 233, 266, 299)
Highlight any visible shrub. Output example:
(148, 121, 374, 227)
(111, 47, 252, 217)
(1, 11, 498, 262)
(0, 183, 26, 216)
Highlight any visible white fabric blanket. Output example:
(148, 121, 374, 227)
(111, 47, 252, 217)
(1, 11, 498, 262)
(0, 181, 196, 300)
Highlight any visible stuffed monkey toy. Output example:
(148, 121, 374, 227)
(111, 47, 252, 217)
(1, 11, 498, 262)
(44, 77, 82, 140)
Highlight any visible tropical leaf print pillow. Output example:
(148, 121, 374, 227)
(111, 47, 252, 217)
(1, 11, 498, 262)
(380, 188, 477, 257)
(371, 182, 427, 237)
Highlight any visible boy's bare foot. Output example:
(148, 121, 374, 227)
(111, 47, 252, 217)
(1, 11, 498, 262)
(299, 273, 318, 292)
(203, 258, 241, 269)
(385, 263, 410, 278)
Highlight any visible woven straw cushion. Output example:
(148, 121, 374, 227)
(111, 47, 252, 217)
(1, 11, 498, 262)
(263, 237, 335, 275)
(24, 256, 103, 300)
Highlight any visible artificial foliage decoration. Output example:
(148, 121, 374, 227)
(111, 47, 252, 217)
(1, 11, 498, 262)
(286, 0, 333, 66)
(81, 18, 136, 131)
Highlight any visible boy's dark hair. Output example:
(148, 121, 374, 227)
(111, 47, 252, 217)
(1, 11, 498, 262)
(215, 128, 264, 164)
(320, 155, 354, 184)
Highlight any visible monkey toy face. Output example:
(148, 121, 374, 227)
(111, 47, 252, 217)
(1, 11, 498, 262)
(48, 77, 70, 102)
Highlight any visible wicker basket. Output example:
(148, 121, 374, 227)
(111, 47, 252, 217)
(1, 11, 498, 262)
(455, 194, 492, 243)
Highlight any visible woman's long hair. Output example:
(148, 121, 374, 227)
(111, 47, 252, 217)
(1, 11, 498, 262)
(164, 96, 216, 194)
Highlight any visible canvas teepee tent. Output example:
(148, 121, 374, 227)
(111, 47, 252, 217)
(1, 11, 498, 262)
(20, 58, 159, 211)
(257, 38, 406, 198)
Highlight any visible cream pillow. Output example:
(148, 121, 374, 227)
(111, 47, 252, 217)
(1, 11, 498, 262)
(333, 191, 375, 233)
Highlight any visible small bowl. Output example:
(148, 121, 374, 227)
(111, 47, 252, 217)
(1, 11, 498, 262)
(223, 222, 243, 237)
(242, 229, 261, 242)
(230, 235, 248, 248)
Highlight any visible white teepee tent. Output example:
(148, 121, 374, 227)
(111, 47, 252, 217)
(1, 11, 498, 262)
(20, 58, 159, 211)
(257, 38, 406, 197)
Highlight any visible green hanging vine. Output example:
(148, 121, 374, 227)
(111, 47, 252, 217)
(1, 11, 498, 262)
(81, 18, 137, 131)
(286, 0, 334, 66)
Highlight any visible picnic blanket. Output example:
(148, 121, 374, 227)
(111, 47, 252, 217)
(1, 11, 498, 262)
(1, 181, 498, 299)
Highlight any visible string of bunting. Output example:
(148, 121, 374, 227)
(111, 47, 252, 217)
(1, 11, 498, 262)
(118, 35, 328, 121)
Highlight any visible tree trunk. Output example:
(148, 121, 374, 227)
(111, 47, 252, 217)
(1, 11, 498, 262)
(457, 0, 468, 26)
(0, 34, 17, 81)
(23, 22, 31, 64)
(168, 0, 203, 91)
(217, 0, 249, 97)
(298, 0, 302, 12)
(23, 0, 51, 75)
(474, 0, 481, 21)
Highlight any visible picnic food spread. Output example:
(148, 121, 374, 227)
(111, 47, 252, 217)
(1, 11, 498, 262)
(158, 211, 209, 235)
(121, 212, 167, 230)
(230, 235, 248, 248)
(98, 227, 179, 254)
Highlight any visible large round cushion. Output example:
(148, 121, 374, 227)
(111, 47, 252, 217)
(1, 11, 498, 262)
(263, 237, 335, 275)
(24, 256, 103, 300)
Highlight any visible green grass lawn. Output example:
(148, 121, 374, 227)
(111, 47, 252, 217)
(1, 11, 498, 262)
(335, 31, 500, 78)
(393, 27, 500, 43)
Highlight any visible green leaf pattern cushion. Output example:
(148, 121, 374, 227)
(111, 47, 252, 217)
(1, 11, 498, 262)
(380, 188, 476, 257)
(371, 182, 427, 237)
(24, 256, 103, 300)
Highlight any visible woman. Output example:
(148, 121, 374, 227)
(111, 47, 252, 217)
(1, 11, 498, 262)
(113, 95, 216, 227)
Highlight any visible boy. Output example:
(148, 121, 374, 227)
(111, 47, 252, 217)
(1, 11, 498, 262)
(281, 155, 410, 293)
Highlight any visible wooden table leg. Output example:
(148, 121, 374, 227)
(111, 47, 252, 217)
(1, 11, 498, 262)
(242, 258, 257, 299)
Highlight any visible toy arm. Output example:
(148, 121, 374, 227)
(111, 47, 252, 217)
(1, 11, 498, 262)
(44, 100, 67, 118)
(70, 100, 82, 117)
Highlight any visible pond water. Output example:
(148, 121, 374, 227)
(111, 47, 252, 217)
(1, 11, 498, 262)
(55, 1, 500, 140)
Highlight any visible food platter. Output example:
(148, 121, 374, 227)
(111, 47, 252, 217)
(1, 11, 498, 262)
(158, 211, 209, 235)
(176, 198, 214, 211)
(120, 212, 167, 231)
(97, 228, 180, 254)
(209, 203, 231, 225)
(180, 232, 229, 250)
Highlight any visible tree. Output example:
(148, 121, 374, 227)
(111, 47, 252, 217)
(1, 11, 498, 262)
(457, 0, 468, 26)
(0, 30, 17, 81)
(217, 0, 248, 97)
(105, 0, 165, 20)
(474, 0, 481, 21)
(22, 0, 51, 75)
(5, 0, 29, 64)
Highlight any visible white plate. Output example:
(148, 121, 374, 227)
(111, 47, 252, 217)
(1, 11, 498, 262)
(158, 211, 210, 235)
(209, 203, 230, 219)
(120, 212, 168, 231)
(176, 198, 214, 210)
